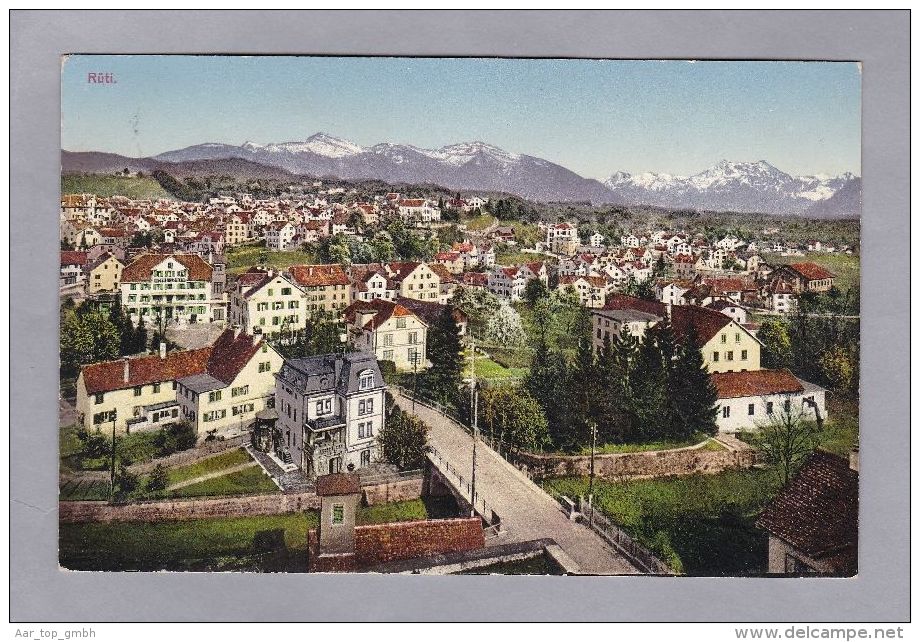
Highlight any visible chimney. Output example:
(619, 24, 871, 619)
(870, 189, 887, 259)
(231, 324, 242, 339)
(665, 302, 672, 321)
(849, 446, 859, 472)
(123, 358, 130, 383)
(159, 341, 167, 359)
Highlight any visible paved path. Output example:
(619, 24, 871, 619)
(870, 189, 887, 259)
(166, 461, 258, 491)
(393, 390, 640, 575)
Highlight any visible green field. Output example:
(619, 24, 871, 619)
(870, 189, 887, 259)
(62, 174, 170, 200)
(494, 249, 556, 266)
(464, 214, 496, 231)
(59, 499, 430, 572)
(544, 468, 781, 576)
(765, 251, 860, 293)
(161, 448, 253, 486)
(225, 243, 319, 274)
(465, 349, 528, 381)
(168, 466, 278, 498)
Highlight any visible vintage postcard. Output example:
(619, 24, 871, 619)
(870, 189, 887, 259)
(59, 56, 860, 576)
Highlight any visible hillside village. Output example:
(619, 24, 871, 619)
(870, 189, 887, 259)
(59, 183, 860, 577)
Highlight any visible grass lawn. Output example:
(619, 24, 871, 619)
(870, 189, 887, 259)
(60, 478, 111, 501)
(544, 468, 782, 576)
(62, 174, 170, 200)
(225, 244, 319, 274)
(162, 448, 253, 486)
(59, 499, 430, 572)
(465, 353, 528, 380)
(486, 346, 533, 370)
(464, 214, 496, 231)
(61, 424, 162, 472)
(578, 434, 713, 456)
(764, 251, 860, 293)
(817, 395, 859, 457)
(168, 465, 278, 498)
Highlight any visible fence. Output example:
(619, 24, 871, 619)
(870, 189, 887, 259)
(427, 445, 501, 529)
(575, 496, 677, 575)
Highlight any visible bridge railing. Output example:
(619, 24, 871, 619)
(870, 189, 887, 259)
(426, 445, 501, 529)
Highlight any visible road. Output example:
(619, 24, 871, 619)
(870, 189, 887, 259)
(392, 390, 641, 575)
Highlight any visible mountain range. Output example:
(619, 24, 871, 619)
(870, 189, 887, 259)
(62, 132, 861, 217)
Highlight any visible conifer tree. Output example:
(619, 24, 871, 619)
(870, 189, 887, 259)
(424, 305, 464, 405)
(669, 327, 718, 439)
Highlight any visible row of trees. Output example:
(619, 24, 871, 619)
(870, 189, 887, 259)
(60, 300, 159, 378)
(526, 315, 718, 451)
(757, 311, 860, 397)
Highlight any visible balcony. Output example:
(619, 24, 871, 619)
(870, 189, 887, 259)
(306, 414, 346, 433)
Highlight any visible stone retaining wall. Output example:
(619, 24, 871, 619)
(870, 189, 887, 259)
(362, 477, 424, 505)
(513, 439, 757, 481)
(60, 475, 424, 524)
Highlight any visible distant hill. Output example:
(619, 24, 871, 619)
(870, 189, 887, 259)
(803, 177, 862, 219)
(63, 133, 862, 218)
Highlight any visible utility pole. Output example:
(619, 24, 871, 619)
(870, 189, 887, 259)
(588, 420, 597, 528)
(109, 412, 117, 503)
(470, 336, 478, 517)
(411, 351, 419, 413)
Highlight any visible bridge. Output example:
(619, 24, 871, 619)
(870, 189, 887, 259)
(393, 389, 641, 575)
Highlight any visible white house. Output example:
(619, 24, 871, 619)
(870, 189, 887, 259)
(274, 352, 387, 476)
(711, 369, 827, 433)
(265, 222, 298, 251)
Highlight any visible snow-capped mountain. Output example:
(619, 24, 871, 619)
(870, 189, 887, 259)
(154, 134, 613, 203)
(602, 160, 860, 215)
(71, 133, 860, 215)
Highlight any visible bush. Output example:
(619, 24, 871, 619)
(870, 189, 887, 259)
(146, 464, 169, 492)
(378, 360, 397, 384)
(154, 421, 198, 455)
(113, 465, 140, 503)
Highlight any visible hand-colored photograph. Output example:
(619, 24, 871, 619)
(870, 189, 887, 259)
(59, 56, 860, 576)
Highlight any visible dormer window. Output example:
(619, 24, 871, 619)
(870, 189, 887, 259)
(359, 370, 374, 390)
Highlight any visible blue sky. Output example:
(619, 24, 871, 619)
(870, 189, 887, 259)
(62, 56, 861, 179)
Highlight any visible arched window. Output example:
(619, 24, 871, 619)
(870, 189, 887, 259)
(358, 369, 374, 391)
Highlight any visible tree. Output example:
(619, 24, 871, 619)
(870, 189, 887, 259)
(113, 463, 139, 502)
(629, 330, 670, 442)
(133, 316, 148, 354)
(60, 307, 120, 376)
(752, 405, 819, 485)
(819, 345, 856, 394)
(483, 385, 548, 454)
(668, 326, 718, 439)
(523, 277, 549, 305)
(146, 464, 169, 493)
(757, 317, 793, 369)
(377, 409, 428, 470)
(422, 305, 464, 405)
(484, 301, 526, 347)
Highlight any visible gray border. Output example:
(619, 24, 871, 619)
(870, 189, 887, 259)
(11, 10, 909, 622)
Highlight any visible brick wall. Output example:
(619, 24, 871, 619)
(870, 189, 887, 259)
(307, 517, 485, 572)
(513, 440, 757, 481)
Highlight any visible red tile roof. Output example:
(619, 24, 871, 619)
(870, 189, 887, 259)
(710, 368, 804, 399)
(121, 253, 213, 283)
(428, 263, 456, 282)
(787, 262, 836, 281)
(61, 251, 88, 267)
(288, 264, 350, 287)
(461, 272, 488, 287)
(603, 294, 667, 317)
(756, 450, 858, 568)
(315, 472, 361, 496)
(670, 304, 735, 346)
(81, 347, 212, 395)
(206, 330, 265, 385)
(344, 298, 418, 330)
